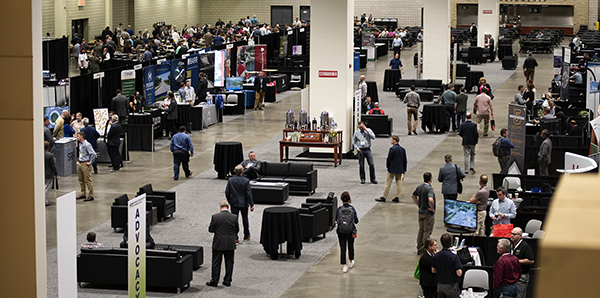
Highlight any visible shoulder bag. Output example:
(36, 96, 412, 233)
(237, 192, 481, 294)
(455, 164, 463, 194)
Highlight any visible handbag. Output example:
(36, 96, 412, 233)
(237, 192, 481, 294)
(457, 247, 473, 265)
(414, 261, 420, 279)
(455, 165, 463, 194)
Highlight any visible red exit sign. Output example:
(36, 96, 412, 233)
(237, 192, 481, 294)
(318, 70, 338, 78)
(483, 10, 492, 14)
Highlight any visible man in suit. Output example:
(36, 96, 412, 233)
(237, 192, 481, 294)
(239, 151, 261, 180)
(111, 89, 128, 124)
(376, 135, 407, 203)
(254, 72, 267, 110)
(80, 118, 100, 174)
(164, 91, 178, 139)
(458, 113, 479, 174)
(206, 200, 239, 287)
(106, 114, 123, 172)
(437, 154, 465, 200)
(43, 117, 55, 153)
(226, 165, 254, 242)
(195, 72, 208, 105)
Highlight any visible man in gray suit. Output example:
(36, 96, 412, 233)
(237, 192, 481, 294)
(437, 154, 466, 200)
(206, 200, 239, 287)
(538, 129, 552, 176)
(43, 116, 55, 153)
(110, 89, 128, 124)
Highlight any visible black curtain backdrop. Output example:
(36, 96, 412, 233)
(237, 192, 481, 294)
(69, 73, 100, 124)
(43, 37, 69, 80)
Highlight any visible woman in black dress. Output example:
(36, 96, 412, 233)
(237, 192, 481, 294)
(419, 238, 438, 298)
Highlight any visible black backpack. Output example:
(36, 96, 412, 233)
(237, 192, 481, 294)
(337, 205, 355, 234)
(492, 137, 504, 157)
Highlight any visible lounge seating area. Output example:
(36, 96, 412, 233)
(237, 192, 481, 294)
(395, 79, 443, 99)
(361, 114, 393, 137)
(256, 162, 318, 195)
(137, 184, 177, 222)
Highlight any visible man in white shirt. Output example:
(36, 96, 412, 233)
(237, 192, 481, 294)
(78, 49, 89, 75)
(260, 25, 267, 36)
(172, 30, 180, 44)
(184, 81, 196, 104)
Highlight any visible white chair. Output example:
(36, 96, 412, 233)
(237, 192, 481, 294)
(525, 219, 543, 236)
(532, 229, 546, 239)
(223, 94, 238, 115)
(290, 74, 302, 89)
(502, 177, 521, 191)
(463, 269, 489, 295)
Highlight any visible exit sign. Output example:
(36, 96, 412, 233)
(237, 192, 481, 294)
(483, 10, 492, 14)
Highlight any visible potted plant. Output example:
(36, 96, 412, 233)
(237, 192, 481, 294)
(579, 110, 589, 118)
(291, 131, 301, 142)
(329, 130, 338, 143)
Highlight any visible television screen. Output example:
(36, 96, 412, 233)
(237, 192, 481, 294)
(226, 77, 244, 91)
(444, 199, 477, 229)
(292, 45, 303, 56)
(44, 106, 69, 129)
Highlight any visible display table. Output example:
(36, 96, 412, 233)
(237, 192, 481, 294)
(213, 141, 243, 179)
(280, 130, 343, 166)
(97, 138, 125, 162)
(250, 182, 289, 204)
(260, 207, 303, 260)
(217, 92, 246, 115)
(421, 104, 448, 133)
(176, 103, 192, 132)
(269, 74, 290, 93)
(265, 85, 276, 103)
(468, 46, 483, 65)
(383, 69, 402, 92)
(129, 109, 163, 139)
(199, 104, 217, 128)
(54, 138, 77, 177)
(124, 124, 154, 151)
(465, 71, 485, 93)
(497, 44, 513, 60)
(375, 43, 388, 58)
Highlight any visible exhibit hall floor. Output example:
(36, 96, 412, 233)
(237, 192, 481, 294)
(47, 41, 556, 297)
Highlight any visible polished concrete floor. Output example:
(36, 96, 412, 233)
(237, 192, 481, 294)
(50, 40, 556, 297)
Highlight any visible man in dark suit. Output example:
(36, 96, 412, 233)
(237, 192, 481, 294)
(376, 135, 407, 203)
(163, 91, 178, 139)
(253, 72, 267, 110)
(106, 114, 123, 172)
(225, 165, 254, 242)
(195, 72, 208, 105)
(206, 200, 239, 287)
(361, 96, 373, 114)
(458, 112, 479, 174)
(111, 89, 128, 124)
(80, 117, 100, 174)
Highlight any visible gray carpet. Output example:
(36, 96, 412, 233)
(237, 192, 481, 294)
(45, 45, 518, 298)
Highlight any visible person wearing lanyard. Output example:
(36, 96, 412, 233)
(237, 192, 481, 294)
(353, 121, 377, 184)
(392, 34, 403, 56)
(77, 131, 97, 202)
(510, 228, 535, 298)
(493, 238, 521, 298)
(170, 126, 194, 180)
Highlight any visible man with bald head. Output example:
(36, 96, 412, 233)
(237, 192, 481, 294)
(510, 227, 535, 298)
(53, 110, 70, 139)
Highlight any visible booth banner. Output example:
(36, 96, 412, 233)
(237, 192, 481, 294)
(214, 51, 225, 87)
(171, 59, 187, 91)
(199, 52, 215, 88)
(186, 54, 199, 91)
(44, 105, 69, 129)
(508, 104, 526, 173)
(121, 70, 136, 99)
(224, 49, 232, 78)
(155, 61, 171, 101)
(93, 108, 109, 136)
(128, 194, 146, 298)
(143, 65, 156, 106)
(254, 45, 267, 72)
(236, 45, 254, 77)
(560, 62, 570, 100)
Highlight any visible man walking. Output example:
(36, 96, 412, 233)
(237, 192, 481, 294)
(455, 87, 468, 131)
(389, 53, 404, 74)
(412, 172, 436, 254)
(497, 128, 515, 174)
(353, 121, 377, 184)
(441, 84, 457, 131)
(170, 126, 193, 180)
(538, 129, 552, 176)
(438, 154, 466, 200)
(432, 233, 463, 297)
(493, 239, 521, 298)
(473, 87, 494, 136)
(106, 114, 122, 172)
(523, 53, 538, 83)
(510, 227, 535, 298)
(403, 85, 420, 135)
(254, 72, 267, 110)
(470, 174, 490, 236)
(206, 200, 239, 287)
(376, 136, 407, 203)
(76, 132, 96, 201)
(225, 165, 254, 242)
(458, 113, 478, 174)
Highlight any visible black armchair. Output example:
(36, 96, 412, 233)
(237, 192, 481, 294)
(306, 192, 338, 231)
(137, 184, 176, 222)
(299, 202, 329, 243)
(111, 194, 154, 231)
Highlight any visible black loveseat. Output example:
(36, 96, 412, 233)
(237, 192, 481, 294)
(395, 79, 443, 97)
(137, 184, 176, 222)
(361, 114, 393, 137)
(299, 202, 329, 243)
(111, 194, 156, 231)
(257, 162, 318, 195)
(77, 248, 193, 293)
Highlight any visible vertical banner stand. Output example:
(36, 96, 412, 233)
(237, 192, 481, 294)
(128, 194, 147, 298)
(57, 191, 77, 297)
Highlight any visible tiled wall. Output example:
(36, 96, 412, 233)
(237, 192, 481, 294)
(355, 0, 424, 27)
(42, 0, 54, 36)
(589, 0, 598, 28)
(64, 0, 106, 40)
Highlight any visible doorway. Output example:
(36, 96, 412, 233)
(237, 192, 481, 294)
(71, 19, 88, 41)
(271, 6, 293, 27)
(300, 6, 311, 22)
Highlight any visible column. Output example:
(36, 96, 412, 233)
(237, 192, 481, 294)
(477, 0, 500, 52)
(106, 0, 113, 29)
(309, 0, 354, 152)
(54, 0, 66, 36)
(423, 0, 451, 83)
(0, 0, 46, 297)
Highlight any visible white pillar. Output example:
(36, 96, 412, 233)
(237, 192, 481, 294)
(54, 0, 67, 37)
(477, 0, 500, 52)
(423, 0, 451, 83)
(309, 0, 354, 152)
(105, 0, 113, 28)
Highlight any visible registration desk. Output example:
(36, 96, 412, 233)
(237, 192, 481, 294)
(280, 130, 343, 166)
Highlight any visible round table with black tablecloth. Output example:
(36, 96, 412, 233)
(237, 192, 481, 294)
(465, 70, 485, 93)
(260, 207, 303, 260)
(468, 46, 483, 65)
(365, 81, 379, 102)
(383, 69, 402, 92)
(176, 103, 192, 132)
(421, 104, 449, 133)
(213, 141, 243, 179)
(497, 44, 513, 61)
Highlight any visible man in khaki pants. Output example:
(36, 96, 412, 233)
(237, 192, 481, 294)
(253, 72, 267, 110)
(375, 135, 407, 203)
(412, 172, 436, 254)
(470, 174, 489, 236)
(76, 131, 97, 201)
(403, 85, 421, 135)
(473, 88, 493, 136)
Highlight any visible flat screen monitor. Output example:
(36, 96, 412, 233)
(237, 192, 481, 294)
(292, 45, 303, 56)
(539, 118, 561, 135)
(444, 199, 477, 230)
(225, 76, 243, 91)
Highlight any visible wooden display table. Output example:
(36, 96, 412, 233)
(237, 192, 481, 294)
(279, 129, 343, 166)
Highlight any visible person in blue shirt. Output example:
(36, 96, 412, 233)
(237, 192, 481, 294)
(214, 33, 224, 46)
(353, 121, 377, 184)
(570, 69, 583, 84)
(63, 123, 76, 138)
(335, 191, 359, 273)
(490, 186, 516, 226)
(389, 53, 404, 74)
(251, 15, 258, 26)
(498, 128, 515, 174)
(170, 126, 194, 180)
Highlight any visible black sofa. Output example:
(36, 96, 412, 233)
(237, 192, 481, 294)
(361, 114, 393, 137)
(257, 162, 318, 195)
(395, 79, 443, 96)
(306, 192, 338, 231)
(299, 202, 329, 243)
(77, 248, 193, 293)
(137, 184, 176, 221)
(111, 194, 155, 231)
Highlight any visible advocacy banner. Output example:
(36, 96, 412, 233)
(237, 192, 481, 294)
(143, 65, 155, 106)
(508, 104, 527, 174)
(128, 194, 147, 298)
(121, 70, 136, 99)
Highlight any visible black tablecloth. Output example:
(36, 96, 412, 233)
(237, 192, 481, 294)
(376, 43, 388, 58)
(465, 71, 484, 93)
(191, 106, 204, 130)
(468, 47, 483, 65)
(260, 207, 303, 260)
(123, 124, 154, 151)
(365, 81, 379, 102)
(129, 109, 163, 139)
(177, 104, 192, 132)
(265, 85, 276, 103)
(497, 44, 513, 60)
(421, 104, 448, 133)
(383, 69, 402, 92)
(269, 74, 289, 93)
(213, 141, 243, 179)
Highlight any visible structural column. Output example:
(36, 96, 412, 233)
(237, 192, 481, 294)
(309, 0, 354, 152)
(105, 0, 113, 29)
(0, 0, 46, 297)
(423, 0, 451, 83)
(54, 0, 67, 36)
(477, 0, 500, 52)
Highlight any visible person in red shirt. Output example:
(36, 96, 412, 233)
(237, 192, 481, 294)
(368, 102, 385, 115)
(493, 238, 521, 298)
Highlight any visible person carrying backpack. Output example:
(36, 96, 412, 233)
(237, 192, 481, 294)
(336, 191, 359, 273)
(494, 128, 515, 174)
